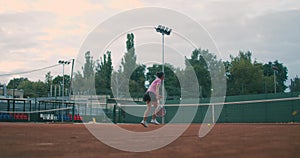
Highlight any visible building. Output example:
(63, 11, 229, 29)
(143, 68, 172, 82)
(0, 84, 24, 98)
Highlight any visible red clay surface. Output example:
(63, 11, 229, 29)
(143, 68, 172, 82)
(0, 123, 300, 158)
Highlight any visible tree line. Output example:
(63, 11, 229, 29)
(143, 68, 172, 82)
(4, 33, 300, 98)
(72, 33, 300, 99)
(5, 72, 70, 98)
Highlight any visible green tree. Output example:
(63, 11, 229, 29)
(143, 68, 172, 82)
(72, 71, 85, 95)
(111, 68, 122, 99)
(146, 64, 181, 99)
(130, 64, 147, 98)
(185, 48, 222, 98)
(122, 33, 136, 78)
(290, 76, 300, 92)
(263, 75, 274, 94)
(17, 79, 34, 97)
(45, 71, 53, 96)
(226, 51, 264, 95)
(263, 61, 288, 93)
(83, 51, 95, 79)
(95, 51, 113, 95)
(52, 75, 71, 96)
(52, 75, 71, 88)
(32, 80, 48, 97)
(73, 51, 95, 95)
(7, 78, 29, 89)
(118, 33, 146, 99)
(8, 78, 48, 98)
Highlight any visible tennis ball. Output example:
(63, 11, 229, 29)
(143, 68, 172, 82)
(292, 110, 299, 116)
(207, 123, 211, 126)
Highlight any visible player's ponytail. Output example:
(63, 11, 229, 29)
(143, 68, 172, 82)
(156, 71, 164, 79)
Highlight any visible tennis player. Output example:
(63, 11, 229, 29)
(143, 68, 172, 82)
(141, 72, 164, 127)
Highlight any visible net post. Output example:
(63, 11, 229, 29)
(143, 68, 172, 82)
(13, 99, 15, 112)
(61, 102, 63, 123)
(29, 100, 32, 112)
(265, 101, 268, 123)
(23, 100, 25, 112)
(7, 99, 10, 111)
(118, 105, 122, 123)
(61, 111, 64, 123)
(113, 104, 116, 124)
(72, 103, 75, 123)
(212, 104, 215, 124)
(12, 99, 15, 121)
(29, 100, 32, 122)
(291, 99, 295, 122)
(105, 95, 108, 114)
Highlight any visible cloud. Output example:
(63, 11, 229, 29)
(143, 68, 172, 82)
(0, 0, 104, 16)
(0, 11, 55, 64)
(0, 0, 29, 13)
(249, 9, 300, 77)
(0, 1, 104, 79)
(105, 0, 144, 10)
(0, 0, 300, 84)
(252, 9, 300, 44)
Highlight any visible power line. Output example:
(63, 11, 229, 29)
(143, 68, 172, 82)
(0, 64, 60, 77)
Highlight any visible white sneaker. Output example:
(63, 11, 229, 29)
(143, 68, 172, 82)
(141, 120, 148, 127)
(150, 119, 160, 125)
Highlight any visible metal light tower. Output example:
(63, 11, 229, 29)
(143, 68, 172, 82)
(69, 59, 75, 98)
(155, 25, 172, 105)
(58, 60, 71, 99)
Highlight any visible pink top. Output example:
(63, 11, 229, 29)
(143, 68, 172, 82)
(147, 78, 162, 95)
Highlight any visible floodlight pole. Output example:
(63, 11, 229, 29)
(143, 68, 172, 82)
(58, 60, 70, 100)
(155, 25, 172, 124)
(62, 63, 65, 98)
(69, 59, 75, 99)
(155, 25, 172, 102)
(162, 33, 165, 105)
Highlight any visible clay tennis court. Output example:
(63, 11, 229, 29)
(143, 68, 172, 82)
(0, 123, 299, 158)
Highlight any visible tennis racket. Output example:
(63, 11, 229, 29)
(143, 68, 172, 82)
(155, 105, 166, 117)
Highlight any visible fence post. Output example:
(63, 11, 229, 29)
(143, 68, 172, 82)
(212, 104, 215, 123)
(12, 99, 15, 112)
(23, 100, 26, 112)
(72, 103, 75, 122)
(29, 100, 32, 122)
(113, 104, 116, 124)
(7, 99, 10, 111)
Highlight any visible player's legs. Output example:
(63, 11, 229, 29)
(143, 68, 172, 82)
(152, 101, 158, 120)
(141, 92, 152, 127)
(141, 102, 150, 127)
(143, 100, 151, 121)
(141, 91, 160, 126)
(150, 101, 160, 125)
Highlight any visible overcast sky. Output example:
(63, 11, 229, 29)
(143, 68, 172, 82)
(0, 0, 299, 85)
